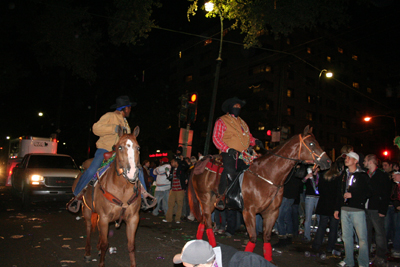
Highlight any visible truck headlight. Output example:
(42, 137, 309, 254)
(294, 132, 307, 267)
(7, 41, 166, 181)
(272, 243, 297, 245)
(30, 175, 44, 185)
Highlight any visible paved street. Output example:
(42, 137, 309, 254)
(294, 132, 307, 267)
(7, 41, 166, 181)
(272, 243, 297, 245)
(1, 177, 399, 267)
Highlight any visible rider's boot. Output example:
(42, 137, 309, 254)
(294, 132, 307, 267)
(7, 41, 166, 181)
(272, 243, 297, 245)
(66, 189, 86, 213)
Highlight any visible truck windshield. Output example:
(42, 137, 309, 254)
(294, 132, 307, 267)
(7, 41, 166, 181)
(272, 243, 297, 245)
(27, 155, 78, 169)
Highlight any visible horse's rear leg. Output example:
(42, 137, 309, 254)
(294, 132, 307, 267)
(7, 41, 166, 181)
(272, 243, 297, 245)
(242, 209, 257, 252)
(126, 214, 140, 267)
(262, 209, 279, 262)
(97, 218, 109, 267)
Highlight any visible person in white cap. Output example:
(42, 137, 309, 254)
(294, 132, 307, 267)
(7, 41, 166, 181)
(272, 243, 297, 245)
(173, 240, 217, 267)
(334, 152, 372, 267)
(173, 240, 276, 267)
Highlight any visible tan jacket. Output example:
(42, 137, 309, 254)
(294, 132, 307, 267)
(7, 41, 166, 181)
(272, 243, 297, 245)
(92, 111, 131, 151)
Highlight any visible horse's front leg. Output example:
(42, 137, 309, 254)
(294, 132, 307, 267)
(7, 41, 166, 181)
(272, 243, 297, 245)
(82, 205, 93, 262)
(262, 208, 279, 262)
(242, 208, 257, 252)
(126, 212, 140, 267)
(97, 217, 109, 267)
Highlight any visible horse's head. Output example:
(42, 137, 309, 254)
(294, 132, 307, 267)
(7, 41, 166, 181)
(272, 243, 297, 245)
(115, 126, 141, 183)
(299, 125, 331, 170)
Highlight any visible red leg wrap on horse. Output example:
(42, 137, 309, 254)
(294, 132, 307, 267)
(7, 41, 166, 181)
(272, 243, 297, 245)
(206, 228, 217, 247)
(196, 224, 205, 240)
(263, 243, 272, 261)
(244, 241, 256, 252)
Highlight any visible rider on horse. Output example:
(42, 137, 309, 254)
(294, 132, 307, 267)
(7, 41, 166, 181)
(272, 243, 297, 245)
(67, 95, 137, 212)
(213, 97, 264, 209)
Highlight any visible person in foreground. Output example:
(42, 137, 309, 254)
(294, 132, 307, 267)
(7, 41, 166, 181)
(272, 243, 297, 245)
(173, 239, 276, 267)
(334, 152, 372, 267)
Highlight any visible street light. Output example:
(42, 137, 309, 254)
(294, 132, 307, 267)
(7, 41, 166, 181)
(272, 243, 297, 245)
(203, 1, 224, 155)
(363, 115, 397, 136)
(316, 69, 333, 121)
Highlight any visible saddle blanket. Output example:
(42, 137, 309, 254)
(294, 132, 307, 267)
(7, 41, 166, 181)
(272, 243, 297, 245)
(205, 161, 223, 175)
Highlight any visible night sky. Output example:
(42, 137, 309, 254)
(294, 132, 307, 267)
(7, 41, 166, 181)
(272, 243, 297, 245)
(1, 0, 399, 164)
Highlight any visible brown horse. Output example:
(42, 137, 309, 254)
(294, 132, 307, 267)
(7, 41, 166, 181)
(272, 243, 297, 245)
(72, 126, 142, 267)
(188, 126, 331, 262)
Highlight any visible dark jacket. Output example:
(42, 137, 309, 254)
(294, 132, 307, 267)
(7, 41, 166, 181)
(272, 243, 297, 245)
(390, 181, 400, 211)
(304, 173, 320, 196)
(367, 168, 391, 214)
(335, 167, 372, 211)
(315, 170, 340, 216)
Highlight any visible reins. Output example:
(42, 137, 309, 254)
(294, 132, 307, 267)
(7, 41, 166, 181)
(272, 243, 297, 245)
(246, 134, 321, 210)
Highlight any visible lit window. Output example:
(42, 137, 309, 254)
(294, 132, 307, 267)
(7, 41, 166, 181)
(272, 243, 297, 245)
(338, 47, 343, 54)
(327, 56, 331, 62)
(307, 47, 312, 54)
(367, 87, 372, 93)
(287, 89, 292, 97)
(185, 75, 193, 82)
(306, 111, 313, 121)
(265, 103, 270, 110)
(265, 65, 272, 72)
(341, 121, 347, 129)
(307, 95, 312, 103)
(258, 122, 265, 131)
(353, 82, 359, 89)
(286, 38, 291, 45)
(204, 39, 212, 46)
(352, 55, 358, 61)
(287, 107, 292, 116)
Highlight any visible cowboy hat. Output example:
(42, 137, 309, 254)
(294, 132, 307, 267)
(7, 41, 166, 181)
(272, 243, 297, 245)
(110, 95, 137, 109)
(221, 97, 246, 113)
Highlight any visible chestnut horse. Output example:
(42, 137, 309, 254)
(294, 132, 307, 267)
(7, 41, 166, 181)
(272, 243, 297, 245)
(72, 126, 141, 267)
(188, 126, 331, 261)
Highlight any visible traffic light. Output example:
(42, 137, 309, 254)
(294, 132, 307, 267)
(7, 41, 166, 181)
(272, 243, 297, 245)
(187, 93, 198, 123)
(383, 150, 389, 157)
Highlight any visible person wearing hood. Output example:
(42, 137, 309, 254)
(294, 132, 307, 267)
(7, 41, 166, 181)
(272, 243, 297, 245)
(212, 97, 264, 209)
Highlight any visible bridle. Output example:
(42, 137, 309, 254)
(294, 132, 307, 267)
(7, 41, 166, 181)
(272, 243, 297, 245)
(298, 134, 326, 164)
(247, 134, 326, 187)
(115, 137, 140, 184)
(246, 133, 327, 210)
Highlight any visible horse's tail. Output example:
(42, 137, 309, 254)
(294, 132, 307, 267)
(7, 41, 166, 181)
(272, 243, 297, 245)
(90, 212, 98, 233)
(188, 170, 202, 222)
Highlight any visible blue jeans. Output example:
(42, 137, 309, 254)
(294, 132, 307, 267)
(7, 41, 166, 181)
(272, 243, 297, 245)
(256, 214, 263, 235)
(291, 204, 300, 237)
(304, 196, 319, 241)
(213, 209, 227, 230)
(341, 209, 369, 267)
(385, 205, 396, 243)
(276, 197, 295, 236)
(312, 215, 339, 252)
(393, 208, 400, 251)
(152, 190, 169, 216)
(73, 148, 107, 196)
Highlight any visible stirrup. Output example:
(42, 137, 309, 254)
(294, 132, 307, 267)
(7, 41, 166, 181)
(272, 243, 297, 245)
(66, 198, 82, 213)
(214, 195, 226, 210)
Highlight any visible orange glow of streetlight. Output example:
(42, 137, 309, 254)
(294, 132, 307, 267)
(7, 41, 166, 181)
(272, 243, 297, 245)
(364, 116, 372, 122)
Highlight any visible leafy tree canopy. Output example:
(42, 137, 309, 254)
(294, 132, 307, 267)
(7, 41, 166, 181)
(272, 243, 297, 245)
(188, 0, 364, 48)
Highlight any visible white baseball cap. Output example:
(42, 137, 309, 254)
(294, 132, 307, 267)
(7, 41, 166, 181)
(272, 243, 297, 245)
(346, 152, 359, 162)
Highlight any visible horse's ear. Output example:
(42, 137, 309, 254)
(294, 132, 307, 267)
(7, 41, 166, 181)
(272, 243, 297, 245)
(309, 127, 313, 134)
(303, 125, 310, 136)
(133, 126, 140, 138)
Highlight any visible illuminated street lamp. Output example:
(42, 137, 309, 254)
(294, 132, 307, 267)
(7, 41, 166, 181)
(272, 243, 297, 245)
(203, 1, 224, 155)
(38, 112, 43, 117)
(363, 115, 397, 136)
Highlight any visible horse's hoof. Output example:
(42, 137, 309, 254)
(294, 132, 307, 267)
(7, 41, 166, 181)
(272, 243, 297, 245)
(84, 255, 91, 263)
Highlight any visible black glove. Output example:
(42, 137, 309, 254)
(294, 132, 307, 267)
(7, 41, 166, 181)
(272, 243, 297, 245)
(255, 139, 265, 149)
(228, 148, 238, 157)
